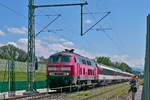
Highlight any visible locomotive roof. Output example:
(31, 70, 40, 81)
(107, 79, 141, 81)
(52, 51, 81, 56)
(51, 51, 95, 61)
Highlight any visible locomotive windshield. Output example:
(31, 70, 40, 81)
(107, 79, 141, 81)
(49, 55, 70, 63)
(49, 56, 59, 63)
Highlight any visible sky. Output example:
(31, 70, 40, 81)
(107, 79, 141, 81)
(0, 0, 149, 69)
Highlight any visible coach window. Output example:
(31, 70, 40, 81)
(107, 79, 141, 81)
(103, 69, 112, 75)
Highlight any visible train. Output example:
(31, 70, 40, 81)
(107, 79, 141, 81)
(47, 49, 133, 88)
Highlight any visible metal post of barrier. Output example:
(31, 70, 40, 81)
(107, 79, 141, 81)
(142, 14, 150, 100)
(61, 87, 62, 93)
(70, 86, 72, 92)
(116, 96, 118, 100)
(77, 85, 79, 92)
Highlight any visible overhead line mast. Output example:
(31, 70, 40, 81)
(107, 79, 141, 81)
(27, 0, 88, 94)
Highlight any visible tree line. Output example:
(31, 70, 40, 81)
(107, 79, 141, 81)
(96, 56, 133, 73)
(0, 44, 27, 62)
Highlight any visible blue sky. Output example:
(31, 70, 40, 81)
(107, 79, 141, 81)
(0, 0, 149, 69)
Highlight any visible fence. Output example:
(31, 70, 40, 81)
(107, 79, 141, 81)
(0, 59, 47, 92)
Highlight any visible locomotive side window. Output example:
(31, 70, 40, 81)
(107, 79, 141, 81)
(76, 56, 82, 64)
(91, 61, 96, 67)
(49, 56, 59, 63)
(82, 59, 86, 65)
(87, 61, 91, 66)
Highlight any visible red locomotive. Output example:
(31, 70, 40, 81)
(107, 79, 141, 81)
(47, 49, 133, 88)
(47, 49, 100, 88)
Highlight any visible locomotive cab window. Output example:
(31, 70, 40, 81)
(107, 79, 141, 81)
(49, 55, 70, 63)
(49, 56, 59, 63)
(61, 56, 70, 62)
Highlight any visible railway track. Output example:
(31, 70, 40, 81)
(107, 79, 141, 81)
(5, 81, 128, 100)
(6, 92, 65, 100)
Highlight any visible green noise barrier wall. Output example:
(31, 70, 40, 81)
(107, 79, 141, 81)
(0, 80, 47, 92)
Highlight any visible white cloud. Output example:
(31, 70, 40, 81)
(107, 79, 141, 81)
(7, 35, 74, 58)
(85, 19, 92, 24)
(0, 30, 5, 36)
(49, 43, 71, 52)
(62, 41, 74, 46)
(111, 54, 144, 67)
(16, 38, 50, 57)
(7, 27, 27, 34)
(46, 35, 68, 42)
(7, 42, 18, 47)
(76, 49, 96, 58)
(0, 43, 4, 47)
(17, 38, 28, 51)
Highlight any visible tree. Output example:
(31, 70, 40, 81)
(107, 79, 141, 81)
(96, 56, 112, 66)
(0, 44, 27, 62)
(96, 56, 133, 73)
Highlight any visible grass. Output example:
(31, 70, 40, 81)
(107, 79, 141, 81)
(65, 83, 130, 100)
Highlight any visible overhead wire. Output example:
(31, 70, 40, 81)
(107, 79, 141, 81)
(82, 11, 111, 35)
(36, 14, 61, 36)
(0, 1, 128, 58)
(0, 1, 60, 37)
(86, 1, 129, 53)
(0, 2, 27, 18)
(84, 5, 128, 54)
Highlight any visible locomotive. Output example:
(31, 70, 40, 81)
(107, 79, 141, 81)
(47, 49, 133, 88)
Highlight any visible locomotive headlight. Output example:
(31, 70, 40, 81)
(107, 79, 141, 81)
(49, 73, 54, 75)
(66, 72, 69, 75)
